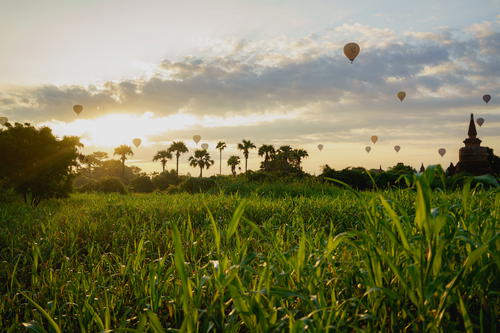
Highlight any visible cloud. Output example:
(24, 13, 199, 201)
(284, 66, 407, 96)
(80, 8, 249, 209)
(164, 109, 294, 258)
(1, 21, 499, 171)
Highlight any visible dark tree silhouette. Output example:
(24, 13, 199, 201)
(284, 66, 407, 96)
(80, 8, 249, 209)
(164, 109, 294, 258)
(227, 155, 241, 176)
(0, 122, 82, 205)
(113, 145, 134, 179)
(216, 141, 226, 175)
(237, 139, 256, 172)
(258, 144, 275, 171)
(188, 149, 214, 177)
(168, 141, 189, 176)
(153, 150, 172, 172)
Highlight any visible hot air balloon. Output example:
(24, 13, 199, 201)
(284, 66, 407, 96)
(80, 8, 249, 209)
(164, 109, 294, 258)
(201, 143, 209, 150)
(397, 91, 406, 102)
(371, 135, 378, 144)
(317, 144, 324, 151)
(365, 146, 371, 153)
(477, 117, 485, 127)
(0, 117, 7, 125)
(73, 105, 83, 115)
(483, 94, 491, 104)
(438, 148, 446, 157)
(133, 138, 142, 148)
(394, 145, 401, 153)
(193, 135, 201, 144)
(343, 42, 360, 63)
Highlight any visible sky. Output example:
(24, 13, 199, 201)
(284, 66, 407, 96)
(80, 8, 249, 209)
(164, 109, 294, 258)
(1, 0, 499, 175)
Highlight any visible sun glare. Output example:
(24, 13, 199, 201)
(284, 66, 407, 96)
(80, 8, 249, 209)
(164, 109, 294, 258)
(44, 113, 198, 148)
(42, 111, 295, 148)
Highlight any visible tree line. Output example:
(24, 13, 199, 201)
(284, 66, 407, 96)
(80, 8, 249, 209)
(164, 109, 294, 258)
(96, 139, 310, 179)
(2, 122, 498, 205)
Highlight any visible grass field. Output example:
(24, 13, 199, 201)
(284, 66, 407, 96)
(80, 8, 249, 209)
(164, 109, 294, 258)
(0, 171, 498, 332)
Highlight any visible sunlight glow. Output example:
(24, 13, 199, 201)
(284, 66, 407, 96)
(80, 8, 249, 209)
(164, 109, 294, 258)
(41, 111, 296, 148)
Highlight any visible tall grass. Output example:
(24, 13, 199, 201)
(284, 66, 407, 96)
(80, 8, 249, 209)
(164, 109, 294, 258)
(0, 170, 498, 331)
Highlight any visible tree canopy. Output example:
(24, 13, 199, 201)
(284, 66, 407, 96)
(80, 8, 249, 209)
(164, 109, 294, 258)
(0, 122, 82, 204)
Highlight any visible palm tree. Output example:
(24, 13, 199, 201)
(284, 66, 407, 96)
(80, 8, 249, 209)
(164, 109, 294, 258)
(227, 155, 241, 176)
(113, 145, 134, 179)
(292, 148, 309, 169)
(188, 149, 214, 177)
(216, 141, 227, 175)
(237, 139, 256, 172)
(258, 144, 275, 171)
(153, 150, 172, 172)
(168, 141, 189, 176)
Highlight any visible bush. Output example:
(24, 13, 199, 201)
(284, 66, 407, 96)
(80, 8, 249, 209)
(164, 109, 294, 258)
(97, 178, 127, 194)
(152, 170, 181, 190)
(76, 180, 98, 192)
(178, 177, 217, 193)
(244, 170, 276, 183)
(321, 166, 373, 190)
(131, 175, 154, 193)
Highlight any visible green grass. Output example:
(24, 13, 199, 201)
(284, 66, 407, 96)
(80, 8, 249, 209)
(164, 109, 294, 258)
(0, 174, 498, 332)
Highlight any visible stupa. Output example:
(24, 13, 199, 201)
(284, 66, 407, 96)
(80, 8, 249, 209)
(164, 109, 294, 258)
(455, 113, 492, 175)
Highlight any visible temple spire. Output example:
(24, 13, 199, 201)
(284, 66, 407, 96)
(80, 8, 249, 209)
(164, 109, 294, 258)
(468, 113, 477, 139)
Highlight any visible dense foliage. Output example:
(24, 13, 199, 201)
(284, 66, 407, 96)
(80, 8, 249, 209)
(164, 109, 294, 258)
(0, 122, 81, 205)
(0, 169, 498, 331)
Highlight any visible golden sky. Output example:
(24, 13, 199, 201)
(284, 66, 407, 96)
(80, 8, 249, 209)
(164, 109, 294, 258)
(1, 1, 499, 175)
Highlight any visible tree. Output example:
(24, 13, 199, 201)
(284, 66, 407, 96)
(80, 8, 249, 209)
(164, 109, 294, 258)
(113, 145, 134, 179)
(78, 153, 103, 176)
(216, 141, 227, 175)
(188, 149, 214, 177)
(0, 122, 82, 205)
(227, 155, 241, 176)
(291, 148, 309, 170)
(90, 159, 141, 182)
(237, 139, 256, 172)
(152, 150, 172, 172)
(257, 144, 308, 175)
(258, 144, 275, 171)
(168, 141, 189, 176)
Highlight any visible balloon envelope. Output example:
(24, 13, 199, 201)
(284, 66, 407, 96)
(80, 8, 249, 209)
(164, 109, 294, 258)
(193, 135, 201, 144)
(476, 117, 484, 127)
(483, 94, 491, 104)
(73, 105, 83, 115)
(343, 42, 360, 62)
(438, 148, 446, 157)
(397, 91, 406, 102)
(371, 135, 378, 144)
(0, 117, 7, 125)
(365, 146, 371, 153)
(317, 144, 323, 151)
(133, 138, 141, 148)
(394, 145, 401, 152)
(201, 143, 209, 150)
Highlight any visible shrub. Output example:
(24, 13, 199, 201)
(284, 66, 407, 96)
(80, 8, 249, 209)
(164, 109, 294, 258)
(152, 170, 181, 190)
(178, 177, 217, 193)
(77, 180, 98, 192)
(131, 175, 154, 193)
(321, 166, 373, 190)
(97, 177, 127, 194)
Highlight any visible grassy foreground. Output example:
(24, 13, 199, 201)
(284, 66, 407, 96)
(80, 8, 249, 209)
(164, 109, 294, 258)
(0, 174, 499, 331)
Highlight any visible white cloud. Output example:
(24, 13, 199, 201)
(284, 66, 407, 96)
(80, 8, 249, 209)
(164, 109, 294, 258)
(2, 21, 500, 173)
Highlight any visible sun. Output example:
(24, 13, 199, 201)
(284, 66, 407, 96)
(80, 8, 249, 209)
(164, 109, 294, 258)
(44, 112, 198, 148)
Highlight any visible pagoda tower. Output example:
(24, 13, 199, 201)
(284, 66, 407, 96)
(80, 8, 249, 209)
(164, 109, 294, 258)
(455, 114, 492, 175)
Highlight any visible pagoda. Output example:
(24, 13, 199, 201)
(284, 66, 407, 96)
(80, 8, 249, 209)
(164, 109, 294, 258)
(455, 114, 492, 175)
